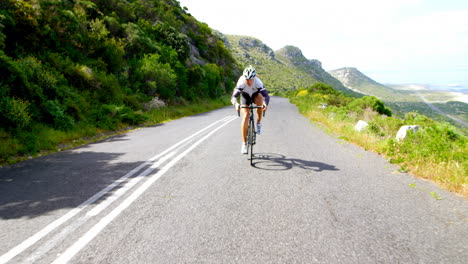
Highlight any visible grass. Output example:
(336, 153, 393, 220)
(290, 95, 467, 197)
(0, 96, 231, 166)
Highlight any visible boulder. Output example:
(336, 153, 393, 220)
(354, 120, 369, 132)
(143, 97, 166, 110)
(396, 125, 419, 141)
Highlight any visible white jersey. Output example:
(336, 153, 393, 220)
(234, 76, 265, 97)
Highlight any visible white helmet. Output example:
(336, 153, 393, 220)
(243, 65, 256, 79)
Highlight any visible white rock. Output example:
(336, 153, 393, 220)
(143, 97, 166, 110)
(396, 125, 419, 141)
(354, 120, 369, 131)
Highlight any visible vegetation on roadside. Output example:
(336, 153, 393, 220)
(0, 96, 230, 165)
(0, 0, 238, 164)
(288, 83, 467, 197)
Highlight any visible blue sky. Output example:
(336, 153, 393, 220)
(177, 0, 468, 86)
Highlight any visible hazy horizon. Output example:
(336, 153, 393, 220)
(178, 0, 468, 92)
(361, 69, 468, 90)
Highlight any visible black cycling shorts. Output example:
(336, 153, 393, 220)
(240, 91, 261, 106)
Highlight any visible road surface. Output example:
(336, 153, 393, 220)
(0, 97, 467, 263)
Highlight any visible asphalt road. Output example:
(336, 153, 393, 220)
(0, 96, 467, 264)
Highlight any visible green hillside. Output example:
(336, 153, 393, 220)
(221, 34, 361, 97)
(0, 0, 238, 163)
(329, 68, 468, 128)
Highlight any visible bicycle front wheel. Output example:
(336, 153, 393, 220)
(249, 119, 255, 166)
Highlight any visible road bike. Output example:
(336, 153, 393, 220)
(238, 104, 265, 166)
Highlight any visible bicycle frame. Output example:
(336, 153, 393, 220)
(238, 104, 265, 166)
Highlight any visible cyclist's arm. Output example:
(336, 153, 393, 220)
(255, 77, 270, 106)
(260, 89, 270, 105)
(231, 89, 241, 105)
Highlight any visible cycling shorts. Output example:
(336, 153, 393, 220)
(240, 91, 261, 106)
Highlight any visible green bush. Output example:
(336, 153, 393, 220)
(203, 63, 224, 98)
(347, 96, 392, 117)
(393, 122, 466, 167)
(0, 88, 32, 129)
(151, 21, 189, 61)
(123, 22, 159, 55)
(44, 100, 75, 131)
(139, 53, 177, 100)
(0, 0, 240, 164)
(98, 37, 125, 73)
(0, 13, 6, 50)
(367, 116, 403, 137)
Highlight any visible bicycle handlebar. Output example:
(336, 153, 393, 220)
(240, 106, 264, 109)
(237, 105, 266, 117)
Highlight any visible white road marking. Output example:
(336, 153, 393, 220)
(52, 116, 237, 264)
(22, 151, 178, 264)
(0, 115, 235, 264)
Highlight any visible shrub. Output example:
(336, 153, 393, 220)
(0, 89, 32, 129)
(347, 96, 392, 117)
(100, 38, 125, 73)
(367, 115, 403, 137)
(0, 13, 6, 50)
(44, 100, 75, 131)
(139, 53, 177, 100)
(123, 22, 158, 55)
(203, 63, 223, 98)
(151, 21, 189, 60)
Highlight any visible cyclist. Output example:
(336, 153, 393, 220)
(231, 65, 270, 154)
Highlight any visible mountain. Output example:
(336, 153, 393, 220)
(220, 34, 361, 97)
(275, 46, 356, 95)
(328, 67, 414, 101)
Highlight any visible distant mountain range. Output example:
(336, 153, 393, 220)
(218, 34, 362, 97)
(218, 34, 467, 127)
(328, 67, 417, 101)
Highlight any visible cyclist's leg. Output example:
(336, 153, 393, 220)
(240, 94, 252, 144)
(253, 93, 264, 123)
(241, 107, 249, 143)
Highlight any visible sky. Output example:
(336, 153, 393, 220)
(177, 0, 468, 86)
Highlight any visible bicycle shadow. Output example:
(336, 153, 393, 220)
(251, 153, 339, 172)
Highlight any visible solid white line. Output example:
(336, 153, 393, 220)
(86, 150, 178, 217)
(51, 116, 237, 264)
(23, 151, 178, 264)
(0, 116, 234, 264)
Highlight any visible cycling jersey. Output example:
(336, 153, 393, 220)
(231, 76, 270, 105)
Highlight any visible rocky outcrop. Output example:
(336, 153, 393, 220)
(275, 46, 321, 68)
(275, 46, 359, 96)
(237, 37, 276, 60)
(329, 67, 400, 100)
